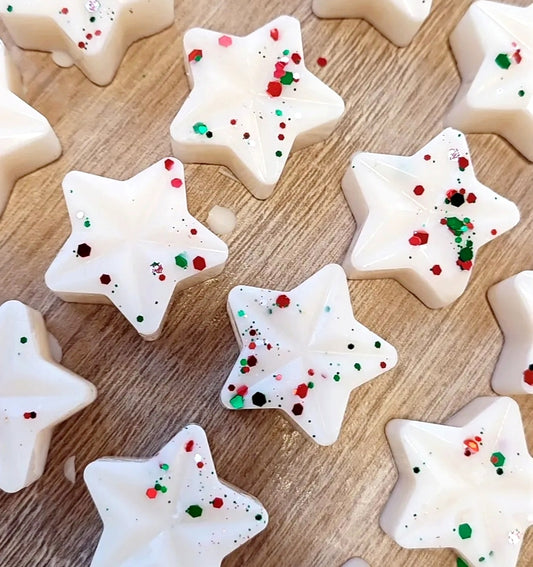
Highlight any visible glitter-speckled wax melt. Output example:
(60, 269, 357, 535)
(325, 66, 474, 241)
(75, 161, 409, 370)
(488, 271, 533, 395)
(45, 158, 229, 341)
(84, 424, 268, 567)
(447, 1, 533, 161)
(342, 128, 520, 309)
(0, 300, 96, 493)
(0, 0, 174, 86)
(312, 0, 432, 47)
(220, 264, 398, 446)
(381, 396, 533, 567)
(170, 15, 345, 200)
(0, 40, 61, 217)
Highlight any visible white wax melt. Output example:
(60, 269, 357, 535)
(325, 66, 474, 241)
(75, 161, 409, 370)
(84, 424, 268, 567)
(0, 0, 175, 86)
(45, 158, 229, 341)
(312, 0, 432, 47)
(447, 1, 533, 161)
(381, 397, 533, 567)
(170, 15, 345, 199)
(342, 128, 520, 309)
(0, 300, 96, 493)
(220, 264, 398, 446)
(342, 559, 370, 567)
(0, 40, 61, 217)
(488, 271, 533, 395)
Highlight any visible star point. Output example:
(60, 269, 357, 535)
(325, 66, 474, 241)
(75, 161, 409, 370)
(221, 264, 398, 446)
(381, 396, 533, 567)
(170, 15, 345, 199)
(0, 300, 96, 493)
(0, 0, 175, 85)
(45, 158, 229, 340)
(447, 1, 533, 161)
(84, 424, 268, 567)
(488, 270, 533, 395)
(342, 128, 520, 308)
(0, 40, 61, 217)
(312, 0, 433, 47)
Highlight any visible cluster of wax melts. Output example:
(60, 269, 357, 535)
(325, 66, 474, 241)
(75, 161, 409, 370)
(0, 0, 531, 565)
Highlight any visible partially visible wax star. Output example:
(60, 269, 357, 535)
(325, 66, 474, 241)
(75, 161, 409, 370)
(170, 15, 345, 199)
(45, 158, 229, 340)
(84, 424, 268, 566)
(343, 128, 520, 308)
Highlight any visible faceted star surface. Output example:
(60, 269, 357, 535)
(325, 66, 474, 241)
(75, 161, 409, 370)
(0, 300, 96, 493)
(170, 15, 345, 199)
(0, 40, 61, 217)
(381, 396, 533, 567)
(488, 270, 533, 395)
(1, 0, 174, 85)
(221, 264, 398, 446)
(312, 0, 432, 47)
(84, 424, 268, 567)
(342, 128, 520, 309)
(448, 1, 533, 160)
(45, 158, 229, 340)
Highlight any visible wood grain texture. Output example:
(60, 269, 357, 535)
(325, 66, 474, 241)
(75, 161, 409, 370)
(0, 0, 532, 565)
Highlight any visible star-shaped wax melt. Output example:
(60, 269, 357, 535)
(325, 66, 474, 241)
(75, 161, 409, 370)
(220, 264, 398, 446)
(312, 0, 432, 47)
(0, 40, 61, 217)
(488, 271, 533, 395)
(84, 424, 268, 567)
(1, 0, 174, 85)
(342, 128, 520, 309)
(447, 1, 533, 161)
(0, 300, 96, 493)
(381, 396, 533, 567)
(45, 158, 229, 341)
(170, 15, 345, 200)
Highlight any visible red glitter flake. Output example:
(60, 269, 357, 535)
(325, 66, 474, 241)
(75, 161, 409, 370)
(380, 362, 387, 369)
(466, 193, 477, 203)
(267, 81, 282, 97)
(193, 256, 206, 271)
(276, 294, 290, 308)
(78, 41, 86, 49)
(243, 132, 250, 139)
(23, 411, 36, 419)
(185, 440, 194, 452)
(95, 30, 102, 36)
(270, 28, 279, 41)
(190, 228, 198, 235)
(237, 385, 249, 396)
(430, 265, 442, 276)
(409, 230, 429, 246)
(491, 229, 497, 236)
(247, 355, 257, 367)
(291, 53, 302, 64)
(197, 462, 204, 469)
(159, 274, 166, 281)
(424, 154, 431, 161)
(164, 159, 175, 171)
(242, 366, 250, 374)
(230, 119, 237, 125)
(317, 57, 327, 67)
(295, 383, 309, 398)
(464, 438, 480, 455)
(457, 259, 473, 271)
(308, 369, 315, 376)
(524, 367, 533, 386)
(212, 497, 224, 509)
(249, 329, 257, 336)
(86, 33, 93, 40)
(188, 49, 203, 62)
(249, 342, 256, 349)
(513, 49, 522, 64)
(146, 488, 157, 499)
(218, 35, 232, 47)
(171, 178, 183, 188)
(440, 218, 448, 225)
(61, 7, 68, 14)
(458, 157, 469, 170)
(279, 122, 286, 129)
(413, 185, 425, 196)
(278, 134, 285, 140)
(100, 274, 111, 285)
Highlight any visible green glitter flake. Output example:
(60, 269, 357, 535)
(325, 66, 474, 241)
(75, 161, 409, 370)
(495, 53, 511, 69)
(160, 463, 169, 471)
(239, 358, 247, 366)
(275, 109, 283, 116)
(518, 90, 525, 97)
(458, 523, 472, 540)
(175, 253, 188, 268)
(354, 363, 361, 371)
(275, 150, 282, 157)
(458, 244, 473, 262)
(6, 5, 13, 12)
(255, 514, 263, 521)
(186, 505, 203, 518)
(374, 341, 381, 349)
(490, 452, 505, 467)
(446, 217, 466, 235)
(457, 559, 469, 567)
(193, 122, 208, 135)
(84, 219, 91, 228)
(308, 382, 314, 389)
(333, 373, 340, 382)
(230, 394, 244, 409)
(237, 309, 246, 317)
(282, 49, 290, 56)
(136, 315, 144, 323)
(280, 71, 294, 85)
(20, 337, 28, 344)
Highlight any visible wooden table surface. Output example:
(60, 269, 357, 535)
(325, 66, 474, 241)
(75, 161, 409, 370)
(0, 1, 532, 566)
